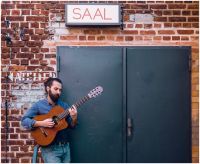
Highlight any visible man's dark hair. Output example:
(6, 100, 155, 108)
(44, 77, 62, 94)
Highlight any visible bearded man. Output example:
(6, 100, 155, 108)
(21, 77, 77, 163)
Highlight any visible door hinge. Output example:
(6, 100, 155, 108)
(57, 55, 60, 72)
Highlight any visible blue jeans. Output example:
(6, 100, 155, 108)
(41, 143, 71, 163)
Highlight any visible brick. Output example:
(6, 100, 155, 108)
(106, 36, 115, 41)
(153, 36, 162, 41)
(192, 23, 199, 28)
(30, 59, 39, 65)
(41, 48, 49, 53)
(163, 36, 171, 40)
(154, 24, 162, 28)
(131, 4, 148, 9)
(11, 47, 20, 53)
(50, 59, 56, 65)
(187, 4, 198, 9)
(11, 10, 20, 15)
(79, 36, 86, 40)
(150, 4, 167, 9)
(9, 66, 26, 71)
(158, 30, 175, 35)
(16, 4, 34, 9)
(177, 30, 194, 35)
(169, 17, 186, 22)
(173, 23, 182, 27)
(127, 24, 133, 28)
(181, 36, 189, 40)
(1, 4, 15, 9)
(1, 9, 10, 15)
(135, 24, 143, 28)
(40, 60, 48, 66)
(168, 4, 186, 9)
(2, 47, 10, 53)
(140, 30, 156, 35)
(27, 41, 43, 47)
(88, 36, 95, 40)
(172, 36, 180, 40)
(11, 158, 19, 163)
(116, 36, 124, 41)
(21, 159, 31, 163)
(31, 48, 40, 53)
(1, 152, 15, 158)
(35, 54, 43, 59)
(125, 36, 133, 41)
(10, 134, 18, 139)
(21, 59, 29, 65)
(11, 59, 20, 65)
(31, 22, 39, 28)
(60, 36, 77, 40)
(11, 41, 25, 47)
(31, 10, 40, 15)
(173, 10, 181, 15)
(97, 36, 105, 41)
(192, 11, 199, 16)
(2, 59, 10, 64)
(20, 22, 29, 28)
(6, 16, 24, 21)
(183, 23, 192, 28)
(16, 53, 34, 59)
(188, 17, 199, 22)
(16, 152, 33, 158)
(182, 10, 191, 15)
(154, 17, 167, 22)
(163, 10, 172, 15)
(21, 10, 30, 15)
(164, 23, 172, 28)
(35, 29, 44, 35)
(26, 16, 46, 22)
(11, 121, 20, 127)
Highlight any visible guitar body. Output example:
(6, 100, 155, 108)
(30, 86, 103, 146)
(31, 106, 68, 146)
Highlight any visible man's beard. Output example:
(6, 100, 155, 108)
(49, 90, 60, 103)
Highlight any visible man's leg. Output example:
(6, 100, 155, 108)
(62, 143, 71, 163)
(41, 146, 62, 163)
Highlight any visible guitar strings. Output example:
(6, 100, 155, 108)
(57, 96, 90, 120)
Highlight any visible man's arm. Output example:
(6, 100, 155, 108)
(21, 103, 55, 129)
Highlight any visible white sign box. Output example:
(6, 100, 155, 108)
(65, 4, 121, 25)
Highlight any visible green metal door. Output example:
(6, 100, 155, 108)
(57, 46, 191, 163)
(126, 47, 191, 162)
(57, 47, 123, 162)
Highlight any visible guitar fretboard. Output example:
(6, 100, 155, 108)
(57, 95, 90, 120)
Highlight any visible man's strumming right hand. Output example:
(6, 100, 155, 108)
(34, 118, 55, 128)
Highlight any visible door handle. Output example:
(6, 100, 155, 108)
(127, 117, 133, 137)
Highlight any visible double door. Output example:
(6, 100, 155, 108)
(57, 46, 191, 163)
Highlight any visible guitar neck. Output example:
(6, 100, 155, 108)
(58, 95, 90, 120)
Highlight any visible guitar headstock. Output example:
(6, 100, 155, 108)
(88, 86, 103, 98)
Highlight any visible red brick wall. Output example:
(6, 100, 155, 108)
(1, 1, 199, 163)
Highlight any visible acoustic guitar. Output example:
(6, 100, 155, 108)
(31, 86, 103, 146)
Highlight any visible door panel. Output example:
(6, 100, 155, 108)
(126, 47, 191, 162)
(57, 46, 191, 163)
(57, 47, 123, 162)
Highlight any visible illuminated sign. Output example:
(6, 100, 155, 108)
(65, 4, 121, 26)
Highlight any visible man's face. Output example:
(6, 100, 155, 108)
(47, 81, 62, 103)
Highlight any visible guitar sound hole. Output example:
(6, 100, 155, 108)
(52, 116, 59, 125)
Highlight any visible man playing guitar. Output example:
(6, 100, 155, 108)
(21, 77, 78, 163)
